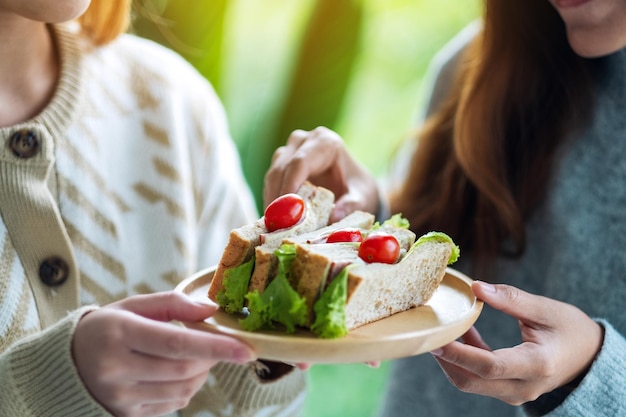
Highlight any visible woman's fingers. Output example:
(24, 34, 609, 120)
(432, 355, 539, 406)
(264, 129, 325, 198)
(100, 341, 227, 383)
(471, 281, 554, 328)
(264, 130, 312, 201)
(107, 292, 255, 364)
(458, 326, 491, 350)
(133, 371, 210, 403)
(105, 371, 210, 417)
(264, 126, 381, 218)
(122, 315, 254, 364)
(432, 341, 552, 405)
(110, 291, 217, 323)
(431, 282, 605, 405)
(432, 340, 543, 381)
(72, 293, 260, 416)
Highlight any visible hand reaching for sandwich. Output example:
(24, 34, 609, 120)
(264, 127, 379, 222)
(430, 281, 604, 405)
(72, 292, 255, 417)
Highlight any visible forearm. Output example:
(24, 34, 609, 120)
(0, 306, 110, 417)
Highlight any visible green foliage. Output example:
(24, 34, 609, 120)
(135, 0, 363, 210)
(247, 0, 364, 201)
(134, 0, 479, 211)
(132, 0, 228, 92)
(272, 0, 363, 143)
(303, 362, 392, 417)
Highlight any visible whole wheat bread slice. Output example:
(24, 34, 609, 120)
(290, 225, 417, 324)
(290, 243, 364, 324)
(208, 182, 334, 302)
(343, 240, 452, 329)
(249, 210, 375, 295)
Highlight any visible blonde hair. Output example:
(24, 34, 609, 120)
(77, 0, 132, 45)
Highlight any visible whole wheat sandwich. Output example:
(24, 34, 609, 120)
(208, 182, 459, 338)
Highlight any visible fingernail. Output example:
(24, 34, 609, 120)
(430, 348, 443, 356)
(476, 281, 496, 293)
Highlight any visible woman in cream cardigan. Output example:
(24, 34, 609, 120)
(0, 1, 305, 416)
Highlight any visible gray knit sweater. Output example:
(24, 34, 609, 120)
(378, 26, 626, 417)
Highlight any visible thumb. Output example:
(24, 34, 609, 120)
(111, 291, 218, 323)
(471, 281, 552, 328)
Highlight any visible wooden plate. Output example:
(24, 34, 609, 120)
(175, 267, 483, 364)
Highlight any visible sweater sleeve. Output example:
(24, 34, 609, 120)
(181, 362, 307, 417)
(184, 67, 259, 269)
(523, 320, 626, 417)
(0, 306, 111, 417)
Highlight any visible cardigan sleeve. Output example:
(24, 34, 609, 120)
(523, 320, 626, 417)
(182, 64, 259, 269)
(0, 306, 112, 417)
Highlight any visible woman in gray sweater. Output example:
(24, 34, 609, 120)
(263, 0, 626, 416)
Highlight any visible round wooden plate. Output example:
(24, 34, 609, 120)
(175, 267, 483, 364)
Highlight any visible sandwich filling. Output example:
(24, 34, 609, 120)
(215, 213, 460, 339)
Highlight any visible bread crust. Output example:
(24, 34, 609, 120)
(208, 220, 264, 301)
(208, 182, 334, 302)
(289, 225, 425, 328)
(290, 243, 361, 324)
(246, 185, 335, 294)
(344, 241, 452, 329)
(248, 246, 278, 294)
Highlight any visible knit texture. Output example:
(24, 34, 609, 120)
(0, 306, 108, 416)
(0, 24, 306, 416)
(378, 25, 626, 417)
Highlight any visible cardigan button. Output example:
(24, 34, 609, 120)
(9, 129, 40, 158)
(39, 257, 70, 286)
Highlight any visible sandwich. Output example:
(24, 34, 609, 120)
(208, 181, 335, 313)
(208, 183, 459, 339)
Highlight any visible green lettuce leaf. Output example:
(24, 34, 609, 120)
(414, 231, 460, 264)
(216, 257, 255, 314)
(310, 267, 349, 339)
(382, 213, 410, 229)
(370, 213, 410, 231)
(239, 244, 307, 333)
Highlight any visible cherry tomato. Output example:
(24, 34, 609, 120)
(326, 228, 363, 243)
(264, 193, 305, 232)
(358, 232, 400, 264)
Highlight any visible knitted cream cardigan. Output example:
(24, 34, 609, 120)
(0, 24, 306, 416)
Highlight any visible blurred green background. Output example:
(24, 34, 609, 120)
(134, 1, 478, 415)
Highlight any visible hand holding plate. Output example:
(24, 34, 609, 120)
(72, 292, 255, 416)
(264, 126, 379, 222)
(431, 281, 603, 405)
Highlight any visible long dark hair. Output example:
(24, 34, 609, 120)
(390, 0, 594, 269)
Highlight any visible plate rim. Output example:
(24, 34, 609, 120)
(175, 266, 483, 363)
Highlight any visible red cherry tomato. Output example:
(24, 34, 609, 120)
(358, 232, 400, 264)
(326, 228, 364, 243)
(264, 193, 305, 232)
